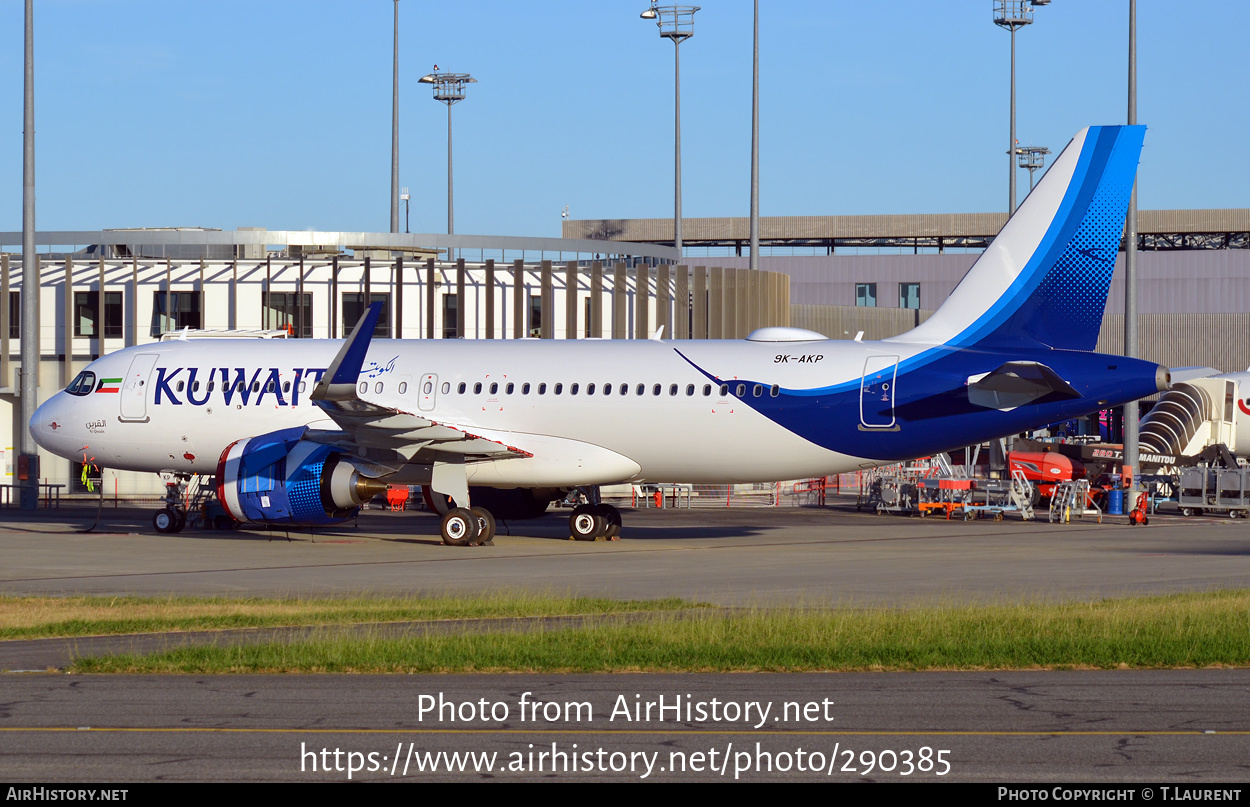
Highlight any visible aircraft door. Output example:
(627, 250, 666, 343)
(860, 355, 899, 429)
(418, 373, 438, 412)
(119, 353, 160, 423)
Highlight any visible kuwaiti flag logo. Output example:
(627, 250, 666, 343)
(95, 377, 122, 393)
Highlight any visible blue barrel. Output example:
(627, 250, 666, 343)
(1108, 489, 1124, 515)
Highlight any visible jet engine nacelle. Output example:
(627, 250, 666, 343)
(216, 427, 387, 526)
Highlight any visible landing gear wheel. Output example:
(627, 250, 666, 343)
(595, 504, 622, 539)
(173, 511, 187, 532)
(470, 506, 496, 545)
(570, 505, 606, 541)
(153, 508, 180, 534)
(441, 507, 479, 546)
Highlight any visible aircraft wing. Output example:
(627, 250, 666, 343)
(308, 303, 533, 463)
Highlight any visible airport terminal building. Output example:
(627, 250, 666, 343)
(2, 209, 1247, 496)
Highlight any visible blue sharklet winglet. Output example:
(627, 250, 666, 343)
(310, 301, 384, 402)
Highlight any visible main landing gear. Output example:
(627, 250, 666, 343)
(568, 503, 621, 541)
(439, 506, 496, 547)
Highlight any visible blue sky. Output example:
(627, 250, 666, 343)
(1, 1, 1246, 239)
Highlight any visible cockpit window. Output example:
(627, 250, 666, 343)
(65, 371, 96, 396)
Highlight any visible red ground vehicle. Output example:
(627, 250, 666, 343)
(1008, 450, 1087, 506)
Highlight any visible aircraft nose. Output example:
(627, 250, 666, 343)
(31, 394, 72, 455)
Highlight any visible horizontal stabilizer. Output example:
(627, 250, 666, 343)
(1168, 366, 1222, 385)
(967, 361, 1080, 411)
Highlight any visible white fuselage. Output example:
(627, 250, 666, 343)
(34, 335, 917, 486)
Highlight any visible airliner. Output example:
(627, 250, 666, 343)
(32, 125, 1166, 545)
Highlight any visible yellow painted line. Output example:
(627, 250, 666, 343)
(0, 727, 1243, 736)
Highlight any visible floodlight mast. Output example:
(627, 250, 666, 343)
(640, 3, 700, 257)
(1017, 145, 1051, 191)
(993, 0, 1046, 215)
(419, 71, 477, 239)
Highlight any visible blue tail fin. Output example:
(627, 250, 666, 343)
(891, 125, 1145, 352)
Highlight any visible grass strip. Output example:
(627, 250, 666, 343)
(71, 591, 1250, 673)
(0, 593, 693, 641)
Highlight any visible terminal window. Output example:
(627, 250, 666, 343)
(529, 294, 542, 338)
(899, 282, 920, 310)
(74, 291, 124, 338)
(342, 292, 392, 338)
(150, 291, 203, 336)
(7, 291, 18, 339)
(442, 293, 458, 339)
(263, 291, 312, 338)
(855, 283, 877, 307)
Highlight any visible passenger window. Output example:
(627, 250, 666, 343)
(636, 384, 645, 396)
(603, 383, 611, 396)
(458, 382, 466, 394)
(522, 383, 531, 395)
(736, 383, 746, 397)
(753, 384, 763, 397)
(669, 384, 678, 396)
(554, 383, 562, 395)
(177, 381, 185, 392)
(587, 383, 596, 395)
(538, 383, 547, 394)
(719, 384, 729, 397)
(686, 384, 695, 396)
(282, 381, 290, 393)
(375, 382, 384, 394)
(652, 384, 662, 396)
(423, 381, 433, 394)
(474, 382, 482, 394)
(703, 384, 711, 396)
(619, 383, 628, 395)
(441, 382, 449, 394)
(399, 382, 409, 394)
(266, 380, 275, 393)
(210, 382, 217, 392)
(253, 381, 261, 393)
(506, 383, 514, 395)
(571, 383, 579, 395)
(489, 382, 498, 395)
(770, 384, 780, 397)
(358, 382, 368, 394)
(193, 381, 200, 392)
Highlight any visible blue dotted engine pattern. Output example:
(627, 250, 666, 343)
(287, 455, 327, 522)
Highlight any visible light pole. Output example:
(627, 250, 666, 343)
(401, 187, 410, 234)
(390, 0, 400, 234)
(1123, 0, 1140, 490)
(20, 0, 38, 510)
(1017, 145, 1051, 192)
(993, 0, 1047, 215)
(749, 0, 759, 274)
(419, 70, 477, 239)
(640, 2, 699, 257)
